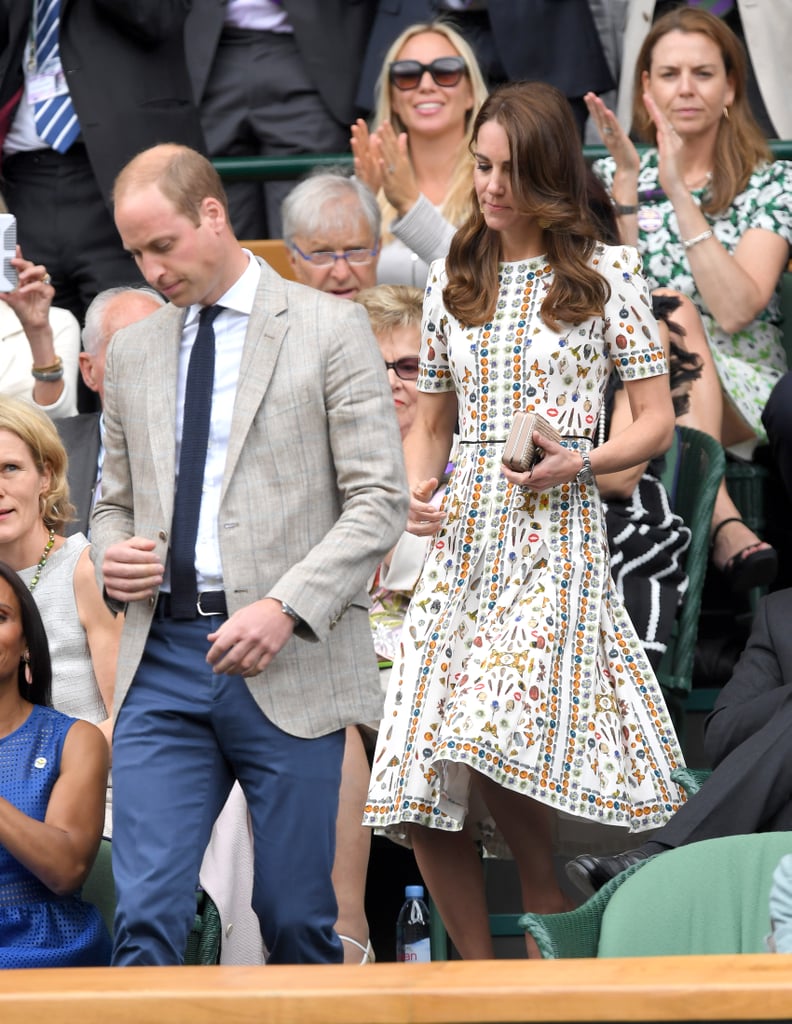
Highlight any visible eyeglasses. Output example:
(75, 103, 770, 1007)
(290, 242, 379, 267)
(384, 357, 420, 381)
(389, 56, 467, 91)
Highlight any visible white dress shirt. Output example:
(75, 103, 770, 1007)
(168, 251, 261, 592)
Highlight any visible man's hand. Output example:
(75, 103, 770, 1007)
(206, 598, 295, 677)
(102, 536, 164, 602)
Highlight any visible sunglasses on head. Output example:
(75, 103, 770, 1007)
(389, 56, 467, 91)
(383, 357, 420, 381)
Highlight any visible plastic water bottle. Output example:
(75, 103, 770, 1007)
(396, 884, 431, 962)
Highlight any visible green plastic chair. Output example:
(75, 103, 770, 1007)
(80, 838, 222, 964)
(521, 832, 792, 958)
(657, 426, 726, 725)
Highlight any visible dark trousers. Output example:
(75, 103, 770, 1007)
(111, 614, 345, 965)
(762, 372, 792, 504)
(652, 688, 792, 851)
(198, 29, 349, 239)
(1, 144, 143, 325)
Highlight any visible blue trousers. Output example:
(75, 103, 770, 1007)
(110, 614, 344, 965)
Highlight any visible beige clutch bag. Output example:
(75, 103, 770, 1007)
(501, 411, 562, 473)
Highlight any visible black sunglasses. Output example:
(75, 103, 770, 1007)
(389, 56, 467, 91)
(384, 357, 420, 381)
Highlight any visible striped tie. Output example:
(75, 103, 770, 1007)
(32, 0, 79, 153)
(687, 0, 736, 14)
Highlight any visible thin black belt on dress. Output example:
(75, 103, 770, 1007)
(156, 590, 228, 619)
(457, 436, 592, 445)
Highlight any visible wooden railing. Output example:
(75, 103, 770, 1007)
(2, 955, 792, 1023)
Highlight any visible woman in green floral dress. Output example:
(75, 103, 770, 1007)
(586, 6, 792, 592)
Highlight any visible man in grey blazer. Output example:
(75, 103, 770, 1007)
(91, 144, 408, 966)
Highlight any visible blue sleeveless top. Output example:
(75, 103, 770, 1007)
(0, 704, 111, 968)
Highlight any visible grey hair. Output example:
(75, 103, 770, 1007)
(281, 170, 381, 246)
(82, 285, 165, 356)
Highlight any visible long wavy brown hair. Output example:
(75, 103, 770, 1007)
(444, 82, 608, 329)
(632, 7, 771, 214)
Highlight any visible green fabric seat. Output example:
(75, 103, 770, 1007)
(522, 832, 792, 958)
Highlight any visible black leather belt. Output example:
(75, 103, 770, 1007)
(156, 591, 228, 619)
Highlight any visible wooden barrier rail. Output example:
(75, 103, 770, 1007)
(2, 955, 792, 1023)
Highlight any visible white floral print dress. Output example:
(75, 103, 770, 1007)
(595, 153, 792, 441)
(364, 244, 686, 845)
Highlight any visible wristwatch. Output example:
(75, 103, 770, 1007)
(281, 601, 302, 626)
(576, 450, 596, 487)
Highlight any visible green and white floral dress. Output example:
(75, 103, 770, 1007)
(595, 152, 792, 441)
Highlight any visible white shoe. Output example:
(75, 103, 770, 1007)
(338, 934, 375, 964)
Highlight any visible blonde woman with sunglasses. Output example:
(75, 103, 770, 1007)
(351, 21, 488, 288)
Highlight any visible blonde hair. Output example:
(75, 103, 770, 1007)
(371, 21, 489, 238)
(0, 398, 74, 533)
(354, 285, 424, 336)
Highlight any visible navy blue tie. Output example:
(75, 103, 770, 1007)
(170, 305, 222, 619)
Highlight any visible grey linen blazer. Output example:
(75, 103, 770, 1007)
(91, 259, 408, 739)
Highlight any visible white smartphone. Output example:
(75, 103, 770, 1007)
(0, 214, 18, 292)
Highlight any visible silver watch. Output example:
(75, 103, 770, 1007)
(281, 601, 302, 626)
(576, 450, 595, 486)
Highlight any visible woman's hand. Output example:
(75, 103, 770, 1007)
(642, 92, 686, 202)
(0, 248, 54, 333)
(584, 92, 640, 177)
(406, 477, 445, 536)
(350, 118, 384, 194)
(372, 121, 420, 219)
(501, 435, 583, 493)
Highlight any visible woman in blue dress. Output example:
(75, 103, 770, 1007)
(0, 562, 110, 968)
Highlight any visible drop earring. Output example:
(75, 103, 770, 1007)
(22, 651, 31, 686)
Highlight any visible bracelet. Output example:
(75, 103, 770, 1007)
(682, 228, 714, 251)
(31, 356, 64, 382)
(612, 202, 638, 216)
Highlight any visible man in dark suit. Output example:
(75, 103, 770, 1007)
(56, 286, 165, 537)
(356, 0, 614, 136)
(567, 589, 792, 895)
(184, 0, 375, 239)
(0, 1, 205, 324)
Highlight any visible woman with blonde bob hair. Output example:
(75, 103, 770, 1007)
(0, 398, 120, 775)
(586, 7, 792, 592)
(351, 21, 488, 287)
(364, 82, 685, 959)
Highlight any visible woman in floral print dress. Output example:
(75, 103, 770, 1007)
(364, 82, 685, 960)
(586, 7, 792, 592)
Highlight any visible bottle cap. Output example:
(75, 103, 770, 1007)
(405, 884, 425, 899)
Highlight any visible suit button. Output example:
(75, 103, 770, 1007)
(158, 530, 168, 541)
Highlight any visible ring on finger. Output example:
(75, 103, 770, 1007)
(42, 273, 51, 285)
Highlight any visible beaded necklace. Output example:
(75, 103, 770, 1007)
(28, 529, 55, 593)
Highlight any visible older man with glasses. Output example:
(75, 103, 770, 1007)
(282, 171, 381, 302)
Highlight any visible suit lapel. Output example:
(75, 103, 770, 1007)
(146, 304, 184, 520)
(222, 260, 289, 492)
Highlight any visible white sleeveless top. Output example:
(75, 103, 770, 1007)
(17, 534, 107, 725)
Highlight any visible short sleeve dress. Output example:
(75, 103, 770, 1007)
(594, 153, 792, 441)
(364, 244, 686, 844)
(0, 704, 111, 968)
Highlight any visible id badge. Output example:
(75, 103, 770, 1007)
(28, 64, 68, 106)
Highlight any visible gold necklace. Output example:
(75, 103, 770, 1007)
(28, 529, 55, 593)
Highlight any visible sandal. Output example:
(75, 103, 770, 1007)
(338, 934, 375, 964)
(710, 517, 778, 592)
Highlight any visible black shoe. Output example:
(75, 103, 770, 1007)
(565, 849, 650, 898)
